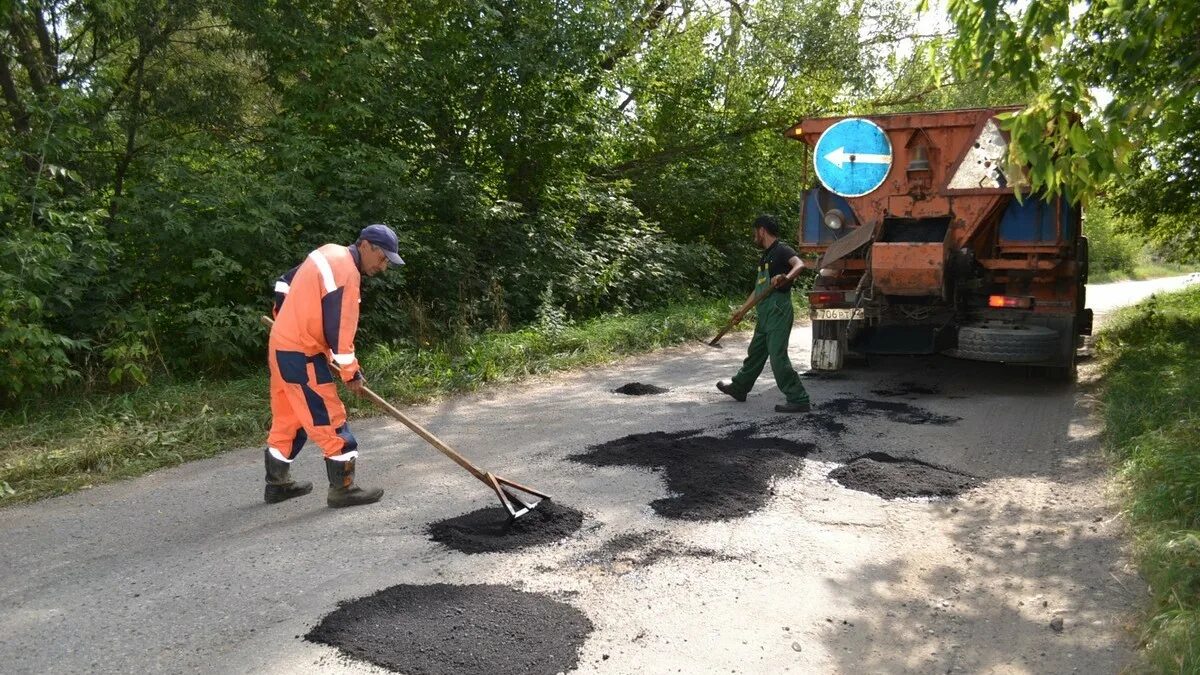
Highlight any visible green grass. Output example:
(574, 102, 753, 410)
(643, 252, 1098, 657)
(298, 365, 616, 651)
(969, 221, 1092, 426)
(1090, 261, 1200, 284)
(0, 297, 749, 506)
(1096, 286, 1200, 672)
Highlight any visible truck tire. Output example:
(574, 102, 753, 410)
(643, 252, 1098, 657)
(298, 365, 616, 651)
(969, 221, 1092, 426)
(952, 323, 1060, 363)
(1044, 317, 1078, 382)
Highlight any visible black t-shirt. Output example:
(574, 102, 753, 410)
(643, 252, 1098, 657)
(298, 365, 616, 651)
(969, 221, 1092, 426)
(759, 240, 799, 293)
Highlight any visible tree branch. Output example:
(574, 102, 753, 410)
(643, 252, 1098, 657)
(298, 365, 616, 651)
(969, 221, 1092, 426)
(0, 47, 31, 135)
(9, 8, 49, 96)
(599, 0, 673, 71)
(28, 0, 57, 77)
(110, 40, 149, 221)
(601, 116, 791, 176)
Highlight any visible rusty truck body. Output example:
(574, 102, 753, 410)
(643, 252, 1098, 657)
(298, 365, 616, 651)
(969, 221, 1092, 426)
(786, 107, 1092, 378)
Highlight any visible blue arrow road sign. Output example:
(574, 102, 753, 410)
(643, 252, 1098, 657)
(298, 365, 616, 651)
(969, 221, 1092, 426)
(813, 118, 893, 198)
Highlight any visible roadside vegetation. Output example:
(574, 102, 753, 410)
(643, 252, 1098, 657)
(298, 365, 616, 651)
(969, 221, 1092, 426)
(1085, 204, 1199, 284)
(0, 296, 754, 505)
(1096, 285, 1200, 671)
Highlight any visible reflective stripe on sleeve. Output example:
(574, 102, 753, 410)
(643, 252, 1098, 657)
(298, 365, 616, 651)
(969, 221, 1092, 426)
(274, 281, 290, 294)
(308, 250, 338, 294)
(332, 352, 356, 366)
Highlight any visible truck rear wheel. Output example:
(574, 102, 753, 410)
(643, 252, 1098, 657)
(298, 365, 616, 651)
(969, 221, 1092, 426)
(1044, 317, 1078, 382)
(952, 323, 1059, 363)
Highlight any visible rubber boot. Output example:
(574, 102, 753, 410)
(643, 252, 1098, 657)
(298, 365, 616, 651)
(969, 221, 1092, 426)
(325, 457, 384, 508)
(717, 381, 746, 402)
(263, 448, 313, 503)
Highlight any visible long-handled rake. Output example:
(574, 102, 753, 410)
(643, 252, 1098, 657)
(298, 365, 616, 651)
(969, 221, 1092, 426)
(260, 316, 549, 519)
(706, 289, 771, 347)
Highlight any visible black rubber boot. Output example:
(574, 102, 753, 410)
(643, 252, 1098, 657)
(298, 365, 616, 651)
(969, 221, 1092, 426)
(716, 381, 746, 402)
(263, 448, 313, 503)
(774, 401, 811, 413)
(325, 457, 384, 508)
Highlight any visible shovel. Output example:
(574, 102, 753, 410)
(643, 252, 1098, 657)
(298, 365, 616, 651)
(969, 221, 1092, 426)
(260, 316, 550, 519)
(706, 289, 771, 347)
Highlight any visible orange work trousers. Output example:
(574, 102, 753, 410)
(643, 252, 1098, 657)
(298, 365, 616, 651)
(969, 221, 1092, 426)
(266, 348, 357, 461)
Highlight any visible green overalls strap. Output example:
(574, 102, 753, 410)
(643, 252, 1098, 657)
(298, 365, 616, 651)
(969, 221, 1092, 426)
(727, 259, 810, 404)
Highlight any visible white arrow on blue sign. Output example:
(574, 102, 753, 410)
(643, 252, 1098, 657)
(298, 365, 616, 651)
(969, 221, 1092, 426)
(813, 118, 893, 198)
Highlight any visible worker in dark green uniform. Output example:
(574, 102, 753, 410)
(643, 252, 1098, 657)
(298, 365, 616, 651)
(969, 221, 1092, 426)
(717, 215, 811, 413)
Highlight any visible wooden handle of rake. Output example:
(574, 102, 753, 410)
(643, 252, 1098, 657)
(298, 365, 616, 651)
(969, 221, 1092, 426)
(708, 289, 771, 346)
(259, 315, 490, 484)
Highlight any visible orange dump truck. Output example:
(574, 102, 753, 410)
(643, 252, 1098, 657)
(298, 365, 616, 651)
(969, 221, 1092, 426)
(786, 107, 1091, 379)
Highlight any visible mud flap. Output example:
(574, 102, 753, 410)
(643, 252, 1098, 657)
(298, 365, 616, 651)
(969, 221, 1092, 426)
(812, 339, 843, 371)
(1079, 308, 1093, 336)
(811, 320, 848, 371)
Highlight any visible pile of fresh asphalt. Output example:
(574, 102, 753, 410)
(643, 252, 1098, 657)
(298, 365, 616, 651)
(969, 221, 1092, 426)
(428, 501, 584, 554)
(829, 452, 978, 499)
(613, 382, 669, 395)
(570, 428, 813, 521)
(306, 583, 592, 675)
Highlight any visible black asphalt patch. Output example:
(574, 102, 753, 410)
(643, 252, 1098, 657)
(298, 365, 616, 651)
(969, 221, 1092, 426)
(829, 452, 978, 499)
(765, 412, 849, 437)
(801, 370, 847, 380)
(613, 382, 669, 395)
(870, 381, 940, 397)
(306, 583, 592, 675)
(818, 397, 960, 425)
(428, 501, 584, 554)
(584, 531, 732, 568)
(571, 429, 813, 521)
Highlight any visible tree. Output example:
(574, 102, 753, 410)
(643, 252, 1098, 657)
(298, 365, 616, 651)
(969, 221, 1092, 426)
(0, 0, 919, 399)
(934, 0, 1200, 203)
(1107, 96, 1200, 260)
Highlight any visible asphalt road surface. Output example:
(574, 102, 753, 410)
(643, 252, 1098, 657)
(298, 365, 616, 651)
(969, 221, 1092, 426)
(3, 274, 1197, 674)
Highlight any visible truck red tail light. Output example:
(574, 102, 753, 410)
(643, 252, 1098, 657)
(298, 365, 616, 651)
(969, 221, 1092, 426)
(987, 295, 1034, 309)
(809, 291, 853, 306)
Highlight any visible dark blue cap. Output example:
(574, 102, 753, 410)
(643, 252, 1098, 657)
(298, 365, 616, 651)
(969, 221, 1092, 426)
(357, 224, 404, 265)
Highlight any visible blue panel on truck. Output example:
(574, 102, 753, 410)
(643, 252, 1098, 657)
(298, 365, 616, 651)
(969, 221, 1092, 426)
(1060, 196, 1075, 240)
(999, 194, 1077, 242)
(803, 189, 859, 244)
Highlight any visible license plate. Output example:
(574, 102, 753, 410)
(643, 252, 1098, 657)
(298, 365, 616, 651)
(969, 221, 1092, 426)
(812, 308, 864, 320)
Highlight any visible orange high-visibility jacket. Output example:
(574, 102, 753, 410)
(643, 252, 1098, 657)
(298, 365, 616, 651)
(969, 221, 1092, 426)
(270, 243, 362, 382)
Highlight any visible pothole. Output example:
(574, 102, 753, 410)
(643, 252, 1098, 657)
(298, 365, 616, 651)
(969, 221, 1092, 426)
(828, 452, 978, 499)
(427, 501, 585, 554)
(306, 583, 592, 675)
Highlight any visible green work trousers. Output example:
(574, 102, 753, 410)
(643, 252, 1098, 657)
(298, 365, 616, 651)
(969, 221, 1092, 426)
(727, 292, 810, 404)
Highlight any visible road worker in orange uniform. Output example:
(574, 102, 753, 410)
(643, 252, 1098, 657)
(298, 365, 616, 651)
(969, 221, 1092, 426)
(263, 224, 404, 507)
